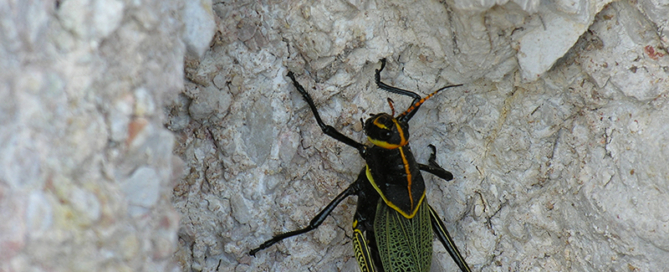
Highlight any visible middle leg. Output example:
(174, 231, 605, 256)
(419, 144, 453, 181)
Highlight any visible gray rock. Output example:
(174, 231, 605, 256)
(189, 84, 233, 121)
(183, 0, 217, 58)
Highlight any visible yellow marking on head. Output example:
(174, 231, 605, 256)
(372, 117, 388, 130)
(352, 219, 358, 228)
(367, 118, 408, 149)
(365, 165, 426, 219)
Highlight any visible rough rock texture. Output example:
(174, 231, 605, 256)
(9, 0, 665, 271)
(170, 0, 669, 271)
(0, 0, 184, 271)
(169, 0, 669, 271)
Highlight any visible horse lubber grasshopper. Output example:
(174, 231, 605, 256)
(250, 59, 471, 272)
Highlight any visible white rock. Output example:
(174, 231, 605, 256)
(182, 0, 216, 58)
(134, 87, 155, 117)
(92, 0, 124, 40)
(26, 191, 53, 234)
(516, 1, 612, 82)
(109, 95, 134, 142)
(69, 187, 101, 224)
(121, 167, 160, 215)
(230, 194, 251, 224)
(578, 1, 669, 101)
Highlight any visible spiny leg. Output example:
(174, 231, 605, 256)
(351, 170, 383, 272)
(249, 182, 360, 256)
(287, 72, 366, 155)
(352, 216, 378, 272)
(419, 144, 453, 181)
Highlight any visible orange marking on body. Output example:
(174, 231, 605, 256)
(392, 118, 408, 146)
(397, 146, 413, 211)
(390, 118, 413, 210)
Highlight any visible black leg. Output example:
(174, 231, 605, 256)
(375, 59, 462, 122)
(428, 205, 471, 272)
(249, 181, 361, 256)
(375, 59, 422, 103)
(287, 72, 367, 156)
(419, 144, 453, 181)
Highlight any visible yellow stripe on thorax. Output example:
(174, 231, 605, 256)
(365, 164, 425, 219)
(367, 137, 401, 149)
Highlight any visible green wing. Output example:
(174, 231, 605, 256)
(374, 199, 432, 272)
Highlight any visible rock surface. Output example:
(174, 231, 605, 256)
(0, 0, 184, 271)
(3, 0, 668, 272)
(171, 1, 669, 271)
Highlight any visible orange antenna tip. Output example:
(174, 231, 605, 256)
(397, 83, 462, 120)
(387, 98, 396, 117)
